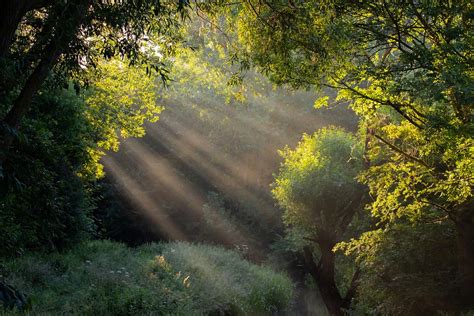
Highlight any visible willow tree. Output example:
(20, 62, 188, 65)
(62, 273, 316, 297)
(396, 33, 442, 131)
(272, 127, 366, 315)
(221, 0, 473, 311)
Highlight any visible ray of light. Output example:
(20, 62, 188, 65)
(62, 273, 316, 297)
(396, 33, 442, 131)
(146, 121, 279, 223)
(103, 156, 187, 240)
(154, 112, 272, 192)
(119, 140, 250, 246)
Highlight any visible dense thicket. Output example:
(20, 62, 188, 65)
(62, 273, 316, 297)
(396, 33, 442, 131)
(0, 88, 95, 255)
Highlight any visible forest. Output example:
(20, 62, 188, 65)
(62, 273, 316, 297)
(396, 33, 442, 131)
(0, 1, 472, 315)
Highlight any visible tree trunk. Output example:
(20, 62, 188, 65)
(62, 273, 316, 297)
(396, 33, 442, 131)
(4, 47, 61, 129)
(319, 249, 345, 316)
(303, 246, 345, 316)
(0, 1, 27, 57)
(0, 0, 51, 57)
(0, 40, 62, 165)
(453, 203, 474, 306)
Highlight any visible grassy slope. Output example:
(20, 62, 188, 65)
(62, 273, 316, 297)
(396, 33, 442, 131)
(1, 240, 293, 315)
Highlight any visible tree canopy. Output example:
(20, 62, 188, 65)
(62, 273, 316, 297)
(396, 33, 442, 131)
(221, 0, 474, 313)
(0, 0, 188, 169)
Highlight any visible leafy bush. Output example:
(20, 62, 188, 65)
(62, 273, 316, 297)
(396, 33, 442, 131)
(1, 240, 293, 315)
(0, 89, 96, 256)
(339, 219, 460, 315)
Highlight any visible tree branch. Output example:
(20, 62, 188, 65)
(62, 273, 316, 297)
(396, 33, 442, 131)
(373, 133, 429, 168)
(343, 267, 361, 307)
(338, 81, 425, 129)
(303, 246, 321, 281)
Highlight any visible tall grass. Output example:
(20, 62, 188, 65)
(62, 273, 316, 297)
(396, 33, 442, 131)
(1, 240, 293, 315)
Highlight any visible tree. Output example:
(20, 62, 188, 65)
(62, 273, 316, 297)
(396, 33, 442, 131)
(0, 1, 187, 254)
(0, 0, 187, 169)
(223, 0, 473, 311)
(0, 53, 164, 254)
(272, 127, 366, 315)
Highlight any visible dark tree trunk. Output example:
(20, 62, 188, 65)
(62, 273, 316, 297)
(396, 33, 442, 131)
(300, 195, 365, 315)
(303, 246, 346, 316)
(0, 0, 51, 57)
(0, 1, 27, 57)
(453, 203, 474, 306)
(319, 249, 346, 316)
(4, 45, 61, 129)
(0, 40, 62, 164)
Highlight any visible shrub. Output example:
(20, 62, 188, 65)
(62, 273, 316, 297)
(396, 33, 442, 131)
(0, 89, 96, 256)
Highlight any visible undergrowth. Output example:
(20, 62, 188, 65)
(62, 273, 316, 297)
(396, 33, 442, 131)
(1, 240, 293, 315)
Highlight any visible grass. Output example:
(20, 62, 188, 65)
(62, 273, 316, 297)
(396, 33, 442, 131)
(1, 240, 293, 315)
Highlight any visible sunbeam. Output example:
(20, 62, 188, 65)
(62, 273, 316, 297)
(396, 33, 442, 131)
(117, 140, 252, 246)
(103, 157, 188, 240)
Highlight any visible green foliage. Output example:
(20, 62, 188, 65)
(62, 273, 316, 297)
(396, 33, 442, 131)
(359, 122, 474, 224)
(1, 240, 293, 315)
(338, 219, 458, 314)
(83, 59, 163, 178)
(0, 88, 96, 256)
(227, 0, 474, 313)
(272, 126, 364, 237)
(0, 58, 165, 255)
(86, 60, 163, 150)
(231, 1, 350, 88)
